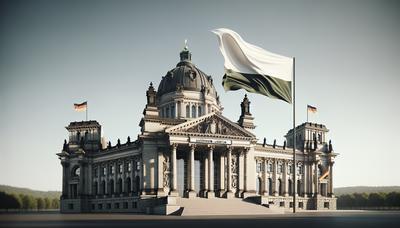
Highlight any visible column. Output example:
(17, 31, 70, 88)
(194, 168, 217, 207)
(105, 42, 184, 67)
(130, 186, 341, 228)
(219, 151, 225, 197)
(170, 144, 178, 196)
(188, 144, 196, 198)
(303, 162, 308, 197)
(225, 147, 234, 198)
(157, 149, 165, 196)
(329, 162, 334, 197)
(204, 154, 209, 196)
(314, 162, 319, 196)
(263, 159, 268, 196)
(238, 151, 245, 197)
(273, 159, 278, 196)
(283, 161, 288, 196)
(207, 145, 215, 198)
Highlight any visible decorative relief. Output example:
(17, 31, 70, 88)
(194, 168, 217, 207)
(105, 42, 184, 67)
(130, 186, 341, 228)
(186, 117, 242, 136)
(163, 154, 171, 188)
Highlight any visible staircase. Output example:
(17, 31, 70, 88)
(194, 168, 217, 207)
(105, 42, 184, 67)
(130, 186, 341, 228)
(176, 197, 284, 216)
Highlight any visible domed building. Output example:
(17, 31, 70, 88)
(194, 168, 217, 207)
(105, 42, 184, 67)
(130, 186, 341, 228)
(57, 46, 338, 215)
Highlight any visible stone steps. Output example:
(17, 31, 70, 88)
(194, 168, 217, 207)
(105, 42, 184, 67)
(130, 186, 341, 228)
(176, 197, 284, 216)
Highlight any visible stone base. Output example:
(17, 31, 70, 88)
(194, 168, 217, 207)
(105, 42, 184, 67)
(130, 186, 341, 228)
(242, 191, 256, 199)
(206, 191, 215, 198)
(187, 191, 197, 198)
(169, 190, 179, 197)
(225, 191, 235, 199)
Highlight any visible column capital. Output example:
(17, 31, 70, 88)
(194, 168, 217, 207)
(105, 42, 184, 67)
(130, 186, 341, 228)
(171, 143, 178, 150)
(189, 144, 196, 150)
(208, 145, 215, 151)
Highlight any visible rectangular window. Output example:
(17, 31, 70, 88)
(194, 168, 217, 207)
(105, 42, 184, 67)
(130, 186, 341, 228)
(132, 201, 137, 208)
(299, 202, 304, 208)
(279, 202, 285, 207)
(94, 168, 98, 177)
(119, 164, 123, 173)
(103, 167, 106, 176)
(123, 202, 128, 209)
(256, 162, 261, 173)
(127, 162, 132, 172)
(289, 202, 293, 208)
(92, 204, 95, 210)
(136, 161, 140, 170)
(98, 204, 103, 210)
(68, 203, 74, 210)
(324, 202, 329, 208)
(107, 203, 111, 209)
(268, 163, 273, 173)
(278, 164, 283, 173)
(114, 203, 119, 209)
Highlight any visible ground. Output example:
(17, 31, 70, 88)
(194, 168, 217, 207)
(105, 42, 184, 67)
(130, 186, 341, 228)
(0, 211, 399, 228)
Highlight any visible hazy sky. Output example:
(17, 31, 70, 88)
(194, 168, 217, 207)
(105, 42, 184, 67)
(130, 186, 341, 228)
(1, 0, 399, 191)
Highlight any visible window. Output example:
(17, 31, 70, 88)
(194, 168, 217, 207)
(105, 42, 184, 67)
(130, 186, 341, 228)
(278, 164, 283, 173)
(114, 203, 119, 209)
(109, 165, 114, 175)
(98, 204, 103, 210)
(136, 161, 140, 170)
(171, 105, 175, 118)
(279, 202, 285, 207)
(186, 105, 190, 118)
(288, 165, 293, 174)
(268, 163, 273, 173)
(68, 203, 74, 210)
(119, 164, 123, 174)
(73, 167, 80, 176)
(289, 202, 293, 208)
(107, 203, 111, 209)
(127, 162, 132, 172)
(299, 202, 304, 208)
(318, 133, 322, 143)
(132, 201, 137, 208)
(256, 162, 262, 173)
(103, 167, 107, 176)
(198, 106, 202, 116)
(123, 202, 128, 209)
(166, 107, 169, 118)
(191, 105, 196, 118)
(94, 168, 98, 177)
(92, 204, 95, 210)
(298, 166, 303, 175)
(324, 202, 329, 208)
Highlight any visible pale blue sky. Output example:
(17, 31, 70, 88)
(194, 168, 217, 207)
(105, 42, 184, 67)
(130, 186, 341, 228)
(0, 0, 399, 191)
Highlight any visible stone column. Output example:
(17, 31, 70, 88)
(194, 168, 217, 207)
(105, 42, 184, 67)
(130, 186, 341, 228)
(157, 149, 165, 196)
(303, 162, 308, 197)
(329, 161, 334, 197)
(170, 144, 178, 196)
(225, 147, 234, 198)
(203, 154, 209, 197)
(263, 159, 268, 196)
(273, 159, 278, 196)
(61, 161, 69, 198)
(314, 162, 319, 196)
(207, 145, 215, 198)
(188, 144, 196, 198)
(283, 161, 289, 196)
(219, 151, 225, 197)
(238, 151, 245, 197)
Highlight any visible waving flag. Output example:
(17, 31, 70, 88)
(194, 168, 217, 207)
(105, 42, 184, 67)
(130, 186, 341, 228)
(212, 28, 293, 103)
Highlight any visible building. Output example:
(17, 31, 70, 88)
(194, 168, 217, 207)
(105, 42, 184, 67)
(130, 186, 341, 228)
(57, 46, 338, 214)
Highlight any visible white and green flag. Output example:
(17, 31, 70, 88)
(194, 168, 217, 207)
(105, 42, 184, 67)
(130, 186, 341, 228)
(212, 28, 293, 103)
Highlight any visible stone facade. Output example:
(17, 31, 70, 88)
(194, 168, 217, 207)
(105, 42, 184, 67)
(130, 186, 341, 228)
(58, 47, 338, 214)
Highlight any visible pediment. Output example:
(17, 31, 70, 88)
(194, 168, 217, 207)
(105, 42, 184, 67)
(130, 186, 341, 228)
(165, 112, 256, 139)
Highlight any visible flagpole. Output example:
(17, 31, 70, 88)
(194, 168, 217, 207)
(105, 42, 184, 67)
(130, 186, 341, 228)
(306, 105, 308, 123)
(293, 57, 296, 213)
(86, 102, 88, 121)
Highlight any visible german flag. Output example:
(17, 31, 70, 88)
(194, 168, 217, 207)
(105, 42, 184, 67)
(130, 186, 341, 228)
(74, 101, 87, 112)
(307, 105, 317, 113)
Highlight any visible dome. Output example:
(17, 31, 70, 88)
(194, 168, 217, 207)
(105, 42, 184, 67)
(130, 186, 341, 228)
(157, 48, 218, 99)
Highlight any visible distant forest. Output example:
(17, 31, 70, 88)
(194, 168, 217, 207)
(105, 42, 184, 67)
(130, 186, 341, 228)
(0, 185, 60, 211)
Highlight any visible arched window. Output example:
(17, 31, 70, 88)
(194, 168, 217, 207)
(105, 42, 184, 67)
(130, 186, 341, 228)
(256, 177, 262, 195)
(278, 179, 283, 196)
(288, 179, 293, 196)
(198, 106, 202, 117)
(297, 180, 301, 196)
(126, 177, 131, 193)
(278, 164, 283, 173)
(109, 179, 114, 195)
(72, 166, 80, 177)
(268, 163, 273, 173)
(166, 107, 169, 118)
(118, 178, 123, 194)
(268, 178, 273, 195)
(288, 164, 293, 174)
(101, 180, 106, 194)
(191, 105, 196, 118)
(186, 105, 190, 118)
(171, 105, 175, 118)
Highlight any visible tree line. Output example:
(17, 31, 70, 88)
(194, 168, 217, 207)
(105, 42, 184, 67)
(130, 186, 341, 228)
(337, 192, 400, 209)
(0, 191, 59, 210)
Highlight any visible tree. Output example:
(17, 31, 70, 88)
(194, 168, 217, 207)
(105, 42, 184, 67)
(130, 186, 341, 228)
(353, 193, 368, 208)
(337, 194, 355, 208)
(51, 198, 60, 209)
(21, 195, 31, 210)
(386, 192, 400, 207)
(36, 198, 45, 210)
(0, 192, 20, 209)
(44, 197, 51, 209)
(368, 193, 385, 207)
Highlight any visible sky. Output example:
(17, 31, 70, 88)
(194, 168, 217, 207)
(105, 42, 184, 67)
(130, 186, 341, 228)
(0, 0, 399, 191)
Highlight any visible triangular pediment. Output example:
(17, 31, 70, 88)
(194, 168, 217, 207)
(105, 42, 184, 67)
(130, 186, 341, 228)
(165, 112, 256, 139)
